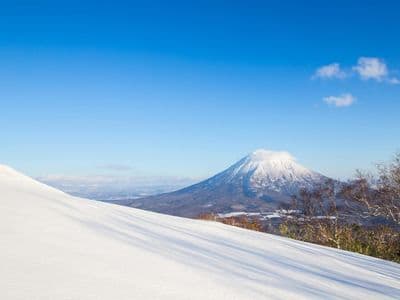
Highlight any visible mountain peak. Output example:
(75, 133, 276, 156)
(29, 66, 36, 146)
(232, 149, 305, 177)
(248, 149, 295, 163)
(220, 149, 327, 196)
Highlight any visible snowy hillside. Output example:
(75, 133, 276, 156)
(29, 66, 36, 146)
(1, 164, 399, 299)
(131, 149, 330, 217)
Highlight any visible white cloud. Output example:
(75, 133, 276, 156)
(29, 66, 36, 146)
(313, 63, 346, 79)
(323, 93, 356, 107)
(388, 77, 400, 85)
(314, 57, 399, 85)
(353, 57, 388, 81)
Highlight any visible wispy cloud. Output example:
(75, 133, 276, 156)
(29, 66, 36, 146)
(388, 77, 400, 85)
(98, 164, 133, 171)
(323, 93, 356, 107)
(352, 57, 388, 81)
(38, 174, 198, 187)
(313, 63, 346, 79)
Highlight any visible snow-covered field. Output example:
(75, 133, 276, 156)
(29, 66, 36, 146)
(1, 164, 399, 299)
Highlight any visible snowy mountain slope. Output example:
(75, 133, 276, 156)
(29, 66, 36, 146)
(131, 149, 330, 217)
(208, 149, 327, 195)
(1, 164, 399, 300)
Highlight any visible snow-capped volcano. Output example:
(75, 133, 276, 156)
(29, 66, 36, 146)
(218, 149, 326, 195)
(230, 150, 316, 180)
(131, 149, 329, 217)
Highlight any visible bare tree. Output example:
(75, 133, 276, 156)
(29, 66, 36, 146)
(281, 177, 400, 261)
(283, 179, 347, 248)
(341, 153, 400, 225)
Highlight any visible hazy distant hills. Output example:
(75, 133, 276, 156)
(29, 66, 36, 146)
(37, 175, 197, 203)
(129, 149, 330, 217)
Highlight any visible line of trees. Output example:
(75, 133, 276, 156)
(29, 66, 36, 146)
(198, 213, 262, 231)
(280, 153, 400, 262)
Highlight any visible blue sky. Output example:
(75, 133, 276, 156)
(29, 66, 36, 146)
(1, 1, 399, 180)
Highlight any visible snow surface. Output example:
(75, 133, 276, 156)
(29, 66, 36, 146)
(1, 164, 400, 300)
(231, 149, 312, 176)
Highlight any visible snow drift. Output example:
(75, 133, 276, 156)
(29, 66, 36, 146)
(0, 164, 399, 299)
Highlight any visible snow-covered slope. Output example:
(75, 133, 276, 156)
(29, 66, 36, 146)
(1, 164, 399, 299)
(132, 149, 330, 217)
